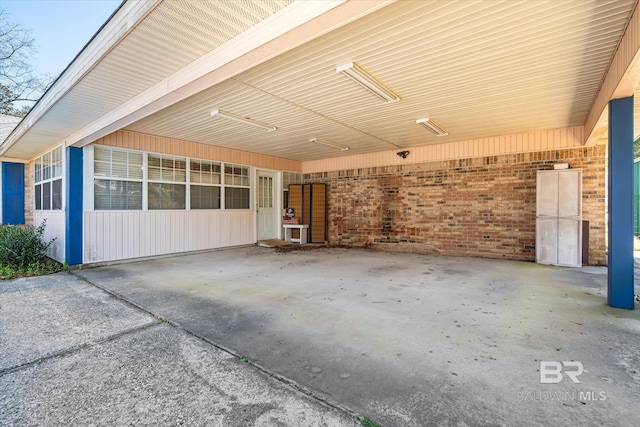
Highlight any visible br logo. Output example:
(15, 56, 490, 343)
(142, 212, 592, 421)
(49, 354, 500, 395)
(540, 361, 584, 384)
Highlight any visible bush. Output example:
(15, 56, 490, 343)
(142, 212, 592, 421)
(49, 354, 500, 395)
(0, 221, 54, 269)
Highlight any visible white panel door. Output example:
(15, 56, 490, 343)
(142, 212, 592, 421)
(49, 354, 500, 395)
(557, 169, 582, 267)
(558, 169, 582, 218)
(257, 171, 278, 240)
(557, 218, 582, 266)
(536, 169, 582, 267)
(536, 217, 558, 265)
(536, 171, 559, 217)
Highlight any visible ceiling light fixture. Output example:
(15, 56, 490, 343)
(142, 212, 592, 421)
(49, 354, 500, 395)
(211, 109, 276, 132)
(336, 62, 399, 103)
(416, 118, 448, 136)
(310, 138, 349, 151)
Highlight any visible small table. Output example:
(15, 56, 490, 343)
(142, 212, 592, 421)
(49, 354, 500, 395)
(283, 224, 309, 244)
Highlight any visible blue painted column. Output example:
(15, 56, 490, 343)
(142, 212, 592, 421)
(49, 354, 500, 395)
(65, 147, 83, 265)
(608, 96, 634, 309)
(1, 162, 25, 224)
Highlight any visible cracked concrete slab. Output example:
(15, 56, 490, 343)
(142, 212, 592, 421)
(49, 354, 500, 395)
(77, 246, 640, 427)
(0, 273, 155, 371)
(0, 324, 358, 426)
(0, 271, 359, 426)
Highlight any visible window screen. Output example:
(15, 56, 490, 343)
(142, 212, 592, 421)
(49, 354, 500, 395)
(148, 183, 186, 210)
(190, 160, 221, 209)
(147, 154, 186, 210)
(93, 146, 143, 210)
(224, 163, 250, 209)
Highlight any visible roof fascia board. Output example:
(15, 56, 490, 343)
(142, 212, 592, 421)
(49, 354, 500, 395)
(65, 0, 395, 148)
(0, 157, 28, 164)
(584, 0, 640, 145)
(0, 0, 161, 157)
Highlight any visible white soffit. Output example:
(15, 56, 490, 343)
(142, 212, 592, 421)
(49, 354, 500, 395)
(59, 0, 390, 151)
(126, 0, 637, 161)
(595, 86, 640, 145)
(1, 0, 298, 159)
(4, 0, 638, 162)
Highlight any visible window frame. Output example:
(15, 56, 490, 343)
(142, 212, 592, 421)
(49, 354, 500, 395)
(93, 145, 144, 211)
(224, 163, 251, 210)
(147, 153, 187, 210)
(189, 158, 222, 210)
(89, 145, 254, 212)
(34, 146, 64, 211)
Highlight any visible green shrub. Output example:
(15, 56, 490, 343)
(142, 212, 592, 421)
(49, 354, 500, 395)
(0, 221, 54, 269)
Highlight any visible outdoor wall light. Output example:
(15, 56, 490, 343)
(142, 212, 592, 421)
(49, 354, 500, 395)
(336, 62, 400, 103)
(210, 109, 276, 132)
(416, 118, 448, 136)
(310, 138, 349, 151)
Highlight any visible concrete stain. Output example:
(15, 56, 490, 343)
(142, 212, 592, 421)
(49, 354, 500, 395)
(75, 246, 640, 427)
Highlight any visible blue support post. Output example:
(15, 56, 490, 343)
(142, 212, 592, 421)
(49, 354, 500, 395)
(1, 162, 25, 224)
(65, 147, 83, 265)
(608, 96, 635, 309)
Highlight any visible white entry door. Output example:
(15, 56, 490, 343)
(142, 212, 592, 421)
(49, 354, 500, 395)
(257, 171, 278, 240)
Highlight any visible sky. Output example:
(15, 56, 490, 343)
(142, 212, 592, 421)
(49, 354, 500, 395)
(3, 0, 122, 78)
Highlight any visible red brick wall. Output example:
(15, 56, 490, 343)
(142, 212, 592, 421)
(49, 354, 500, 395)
(305, 146, 606, 265)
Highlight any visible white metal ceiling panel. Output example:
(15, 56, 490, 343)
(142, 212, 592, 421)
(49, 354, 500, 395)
(125, 0, 636, 161)
(7, 0, 637, 161)
(8, 0, 293, 159)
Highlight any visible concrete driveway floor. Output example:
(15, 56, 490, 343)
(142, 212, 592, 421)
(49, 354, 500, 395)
(0, 273, 359, 426)
(78, 247, 640, 426)
(74, 246, 640, 427)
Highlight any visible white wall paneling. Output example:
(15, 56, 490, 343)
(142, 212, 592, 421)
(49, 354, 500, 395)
(84, 209, 256, 263)
(34, 211, 66, 263)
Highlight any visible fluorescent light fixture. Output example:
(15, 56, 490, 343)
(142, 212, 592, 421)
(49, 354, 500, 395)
(416, 118, 448, 136)
(310, 138, 349, 151)
(211, 109, 276, 131)
(336, 62, 399, 103)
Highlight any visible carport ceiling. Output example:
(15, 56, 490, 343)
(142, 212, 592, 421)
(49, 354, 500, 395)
(125, 0, 636, 161)
(7, 1, 635, 162)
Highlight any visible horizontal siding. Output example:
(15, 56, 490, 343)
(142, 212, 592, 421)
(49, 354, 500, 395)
(34, 211, 65, 263)
(84, 210, 256, 263)
(303, 126, 584, 173)
(96, 130, 302, 172)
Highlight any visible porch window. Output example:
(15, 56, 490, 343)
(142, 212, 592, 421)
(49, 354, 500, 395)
(224, 163, 250, 209)
(34, 146, 63, 210)
(190, 159, 221, 209)
(94, 146, 143, 210)
(147, 154, 186, 209)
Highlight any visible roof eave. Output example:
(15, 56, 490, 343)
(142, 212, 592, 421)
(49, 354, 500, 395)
(0, 0, 161, 159)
